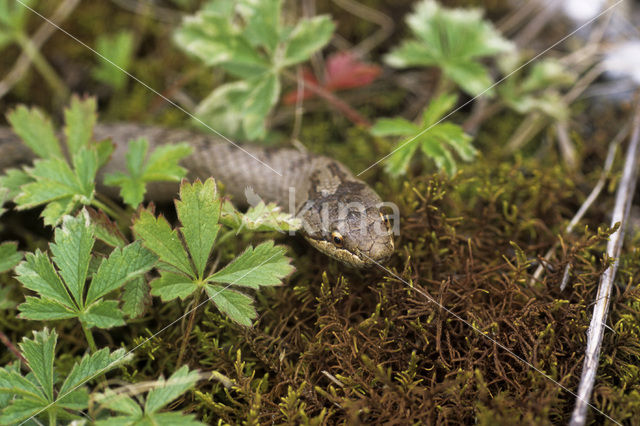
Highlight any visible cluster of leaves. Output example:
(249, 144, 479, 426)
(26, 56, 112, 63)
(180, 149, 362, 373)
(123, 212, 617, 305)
(385, 0, 513, 97)
(0, 328, 129, 424)
(15, 211, 157, 334)
(371, 93, 476, 176)
(173, 0, 334, 139)
(0, 96, 191, 224)
(93, 366, 203, 425)
(133, 178, 295, 326)
(497, 56, 576, 119)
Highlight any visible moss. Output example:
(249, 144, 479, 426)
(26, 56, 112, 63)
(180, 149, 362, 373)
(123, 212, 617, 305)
(2, 2, 640, 425)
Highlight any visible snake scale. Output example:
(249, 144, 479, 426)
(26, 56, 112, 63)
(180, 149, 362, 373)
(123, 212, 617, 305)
(0, 123, 394, 268)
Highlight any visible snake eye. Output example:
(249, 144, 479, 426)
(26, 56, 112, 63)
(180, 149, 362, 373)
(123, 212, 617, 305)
(331, 231, 344, 247)
(381, 213, 391, 228)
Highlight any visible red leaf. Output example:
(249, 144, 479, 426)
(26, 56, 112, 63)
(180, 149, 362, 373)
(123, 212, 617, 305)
(283, 51, 381, 105)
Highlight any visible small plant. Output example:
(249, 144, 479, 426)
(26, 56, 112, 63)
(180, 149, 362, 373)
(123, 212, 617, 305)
(15, 211, 157, 351)
(92, 30, 136, 90)
(0, 328, 129, 425)
(93, 366, 203, 425)
(497, 57, 576, 119)
(371, 93, 476, 176)
(174, 0, 335, 139)
(0, 96, 192, 225)
(385, 0, 513, 97)
(133, 178, 295, 326)
(104, 137, 192, 208)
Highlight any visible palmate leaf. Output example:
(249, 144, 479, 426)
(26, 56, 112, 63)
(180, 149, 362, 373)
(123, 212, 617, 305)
(374, 93, 476, 177)
(93, 31, 135, 89)
(175, 2, 334, 140)
(209, 241, 294, 289)
(16, 210, 156, 330)
(175, 178, 220, 278)
(385, 0, 513, 97)
(0, 328, 130, 424)
(136, 179, 293, 325)
(94, 366, 203, 426)
(6, 105, 62, 159)
(219, 199, 301, 233)
(104, 138, 192, 208)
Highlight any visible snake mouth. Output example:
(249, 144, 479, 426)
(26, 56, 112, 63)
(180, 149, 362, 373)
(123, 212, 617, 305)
(303, 237, 392, 269)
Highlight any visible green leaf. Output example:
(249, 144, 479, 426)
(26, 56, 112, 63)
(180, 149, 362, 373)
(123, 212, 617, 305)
(104, 138, 192, 208)
(93, 31, 135, 89)
(49, 213, 95, 308)
(242, 73, 281, 139)
(59, 348, 127, 397)
(239, 0, 282, 52)
(282, 15, 334, 67)
(7, 105, 62, 159)
(370, 118, 419, 137)
(144, 365, 200, 414)
(378, 91, 475, 176)
(385, 0, 513, 97)
(0, 398, 44, 424)
(205, 285, 255, 326)
(209, 241, 293, 289)
(443, 60, 494, 98)
(176, 179, 221, 278)
(94, 388, 142, 417)
(0, 241, 22, 273)
(0, 326, 129, 423)
(219, 200, 301, 233)
(421, 135, 456, 176)
(15, 250, 76, 308)
(86, 241, 157, 305)
(384, 140, 421, 177)
(121, 277, 151, 319)
(18, 297, 77, 321)
(133, 209, 194, 277)
(82, 300, 125, 328)
(64, 96, 97, 153)
(19, 329, 56, 402)
(193, 81, 250, 140)
(150, 271, 198, 301)
(174, 11, 267, 75)
(0, 168, 33, 199)
(0, 367, 47, 401)
(421, 93, 458, 127)
(431, 122, 476, 161)
(15, 152, 97, 226)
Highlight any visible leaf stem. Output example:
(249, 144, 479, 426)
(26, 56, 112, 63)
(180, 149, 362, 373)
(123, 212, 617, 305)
(48, 409, 56, 426)
(81, 321, 98, 353)
(14, 32, 69, 101)
(177, 288, 203, 366)
(281, 69, 371, 127)
(91, 198, 120, 220)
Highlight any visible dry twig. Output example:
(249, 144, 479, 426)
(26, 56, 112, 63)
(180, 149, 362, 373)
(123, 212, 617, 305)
(569, 100, 640, 426)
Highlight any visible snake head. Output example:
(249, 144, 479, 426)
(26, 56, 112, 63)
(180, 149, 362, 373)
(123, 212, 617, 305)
(299, 183, 395, 268)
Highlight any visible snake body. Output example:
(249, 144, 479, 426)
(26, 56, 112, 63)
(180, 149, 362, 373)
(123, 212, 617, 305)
(0, 123, 394, 268)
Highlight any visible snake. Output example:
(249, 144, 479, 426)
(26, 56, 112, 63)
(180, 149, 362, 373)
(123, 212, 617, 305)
(0, 123, 395, 268)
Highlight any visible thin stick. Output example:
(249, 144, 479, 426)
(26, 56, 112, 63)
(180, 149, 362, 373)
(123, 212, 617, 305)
(530, 124, 627, 285)
(0, 330, 27, 365)
(569, 100, 640, 426)
(176, 288, 203, 366)
(0, 0, 79, 100)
